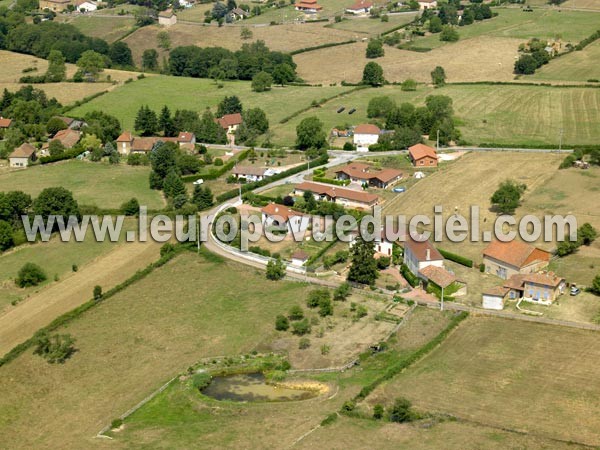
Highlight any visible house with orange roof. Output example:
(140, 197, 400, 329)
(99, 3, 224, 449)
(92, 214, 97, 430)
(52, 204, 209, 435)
(261, 203, 309, 234)
(293, 181, 379, 210)
(402, 235, 444, 277)
(483, 271, 565, 309)
(52, 129, 81, 149)
(217, 113, 243, 134)
(408, 143, 438, 167)
(334, 162, 402, 188)
(116, 131, 196, 155)
(0, 117, 13, 129)
(482, 240, 551, 280)
(353, 124, 381, 152)
(295, 0, 322, 12)
(9, 143, 36, 168)
(345, 0, 372, 14)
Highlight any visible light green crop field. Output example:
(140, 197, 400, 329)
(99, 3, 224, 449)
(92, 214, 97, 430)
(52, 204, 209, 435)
(69, 75, 350, 131)
(64, 15, 136, 43)
(531, 40, 600, 82)
(414, 8, 600, 50)
(329, 12, 417, 35)
(366, 316, 600, 446)
(271, 83, 600, 147)
(0, 161, 163, 209)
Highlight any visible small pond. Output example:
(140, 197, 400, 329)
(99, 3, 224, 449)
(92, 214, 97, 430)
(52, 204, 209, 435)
(201, 373, 319, 402)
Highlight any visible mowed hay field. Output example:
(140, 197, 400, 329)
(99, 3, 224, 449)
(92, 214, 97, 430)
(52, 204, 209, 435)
(56, 15, 136, 43)
(0, 251, 312, 449)
(366, 317, 600, 446)
(563, 0, 600, 9)
(0, 161, 164, 209)
(294, 37, 520, 84)
(0, 51, 142, 105)
(272, 84, 600, 146)
(123, 22, 356, 66)
(329, 12, 418, 35)
(69, 75, 350, 131)
(531, 40, 600, 82)
(382, 152, 563, 260)
(413, 8, 600, 50)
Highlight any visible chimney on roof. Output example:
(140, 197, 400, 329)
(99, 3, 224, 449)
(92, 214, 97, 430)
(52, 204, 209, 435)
(426, 249, 431, 261)
(275, 207, 279, 213)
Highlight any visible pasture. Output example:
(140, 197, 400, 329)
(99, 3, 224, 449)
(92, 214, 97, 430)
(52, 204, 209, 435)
(366, 316, 600, 446)
(271, 83, 600, 147)
(531, 40, 600, 82)
(328, 12, 418, 35)
(0, 251, 316, 448)
(0, 161, 164, 210)
(413, 8, 600, 50)
(56, 15, 136, 43)
(0, 51, 143, 105)
(69, 74, 350, 131)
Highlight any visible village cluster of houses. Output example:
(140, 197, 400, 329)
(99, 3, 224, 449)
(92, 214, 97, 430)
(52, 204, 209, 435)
(296, 0, 438, 14)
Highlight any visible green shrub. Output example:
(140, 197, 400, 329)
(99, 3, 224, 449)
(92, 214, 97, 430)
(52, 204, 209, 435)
(110, 418, 123, 429)
(389, 397, 414, 423)
(16, 263, 47, 288)
(275, 314, 290, 331)
(293, 319, 311, 336)
(192, 372, 212, 390)
(93, 285, 102, 300)
(321, 413, 338, 426)
(438, 248, 473, 267)
(373, 404, 384, 419)
(288, 305, 304, 320)
(33, 331, 76, 364)
(298, 337, 311, 349)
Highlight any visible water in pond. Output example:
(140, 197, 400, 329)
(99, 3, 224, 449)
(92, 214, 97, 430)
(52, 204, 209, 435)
(201, 373, 318, 402)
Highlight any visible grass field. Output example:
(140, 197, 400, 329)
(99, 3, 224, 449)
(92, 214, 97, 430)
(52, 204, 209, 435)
(0, 250, 315, 448)
(413, 8, 600, 50)
(531, 40, 600, 82)
(69, 75, 350, 131)
(329, 12, 418, 35)
(271, 83, 600, 146)
(0, 161, 164, 209)
(59, 15, 136, 43)
(123, 22, 356, 66)
(562, 0, 600, 10)
(367, 316, 600, 446)
(0, 50, 143, 105)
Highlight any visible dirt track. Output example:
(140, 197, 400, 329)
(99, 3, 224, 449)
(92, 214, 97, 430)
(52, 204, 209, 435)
(0, 241, 160, 357)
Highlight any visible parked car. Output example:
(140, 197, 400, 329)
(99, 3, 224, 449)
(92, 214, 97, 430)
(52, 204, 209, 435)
(570, 286, 581, 296)
(393, 187, 406, 193)
(193, 178, 204, 185)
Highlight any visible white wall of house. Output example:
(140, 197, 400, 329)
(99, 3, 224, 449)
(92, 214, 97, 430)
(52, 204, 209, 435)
(78, 2, 97, 12)
(9, 157, 29, 168)
(482, 294, 505, 310)
(353, 133, 379, 152)
(262, 214, 309, 234)
(404, 247, 443, 277)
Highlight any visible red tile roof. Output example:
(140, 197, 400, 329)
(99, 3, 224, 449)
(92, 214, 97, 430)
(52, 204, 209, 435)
(523, 272, 564, 288)
(295, 0, 322, 8)
(404, 236, 443, 262)
(483, 240, 550, 269)
(291, 250, 309, 261)
(158, 8, 174, 17)
(233, 165, 267, 177)
(178, 132, 194, 142)
(354, 124, 380, 135)
(261, 203, 302, 222)
(483, 286, 510, 297)
(9, 143, 36, 159)
(409, 143, 437, 161)
(117, 131, 133, 142)
(295, 181, 379, 205)
(53, 129, 81, 148)
(0, 117, 12, 128)
(335, 163, 402, 184)
(217, 113, 243, 129)
(347, 0, 373, 10)
(419, 265, 456, 288)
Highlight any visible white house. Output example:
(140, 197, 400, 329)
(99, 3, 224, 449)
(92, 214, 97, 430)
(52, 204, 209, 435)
(345, 0, 372, 14)
(75, 0, 97, 12)
(353, 124, 380, 152)
(403, 236, 444, 277)
(482, 286, 509, 310)
(232, 166, 269, 182)
(418, 0, 437, 10)
(9, 143, 36, 168)
(158, 8, 177, 26)
(261, 203, 309, 235)
(290, 250, 309, 267)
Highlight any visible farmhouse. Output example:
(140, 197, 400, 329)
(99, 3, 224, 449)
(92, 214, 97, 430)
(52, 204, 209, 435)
(52, 129, 81, 148)
(290, 250, 309, 266)
(75, 0, 97, 11)
(9, 143, 36, 168)
(39, 0, 71, 12)
(295, 0, 322, 12)
(294, 181, 379, 210)
(419, 264, 457, 291)
(353, 124, 380, 152)
(334, 162, 402, 188)
(408, 143, 438, 167)
(345, 0, 372, 14)
(116, 131, 196, 155)
(217, 113, 243, 134)
(482, 240, 550, 280)
(158, 9, 177, 26)
(418, 0, 437, 10)
(504, 272, 566, 304)
(230, 7, 250, 19)
(0, 117, 12, 129)
(232, 166, 269, 182)
(403, 236, 444, 277)
(261, 203, 308, 234)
